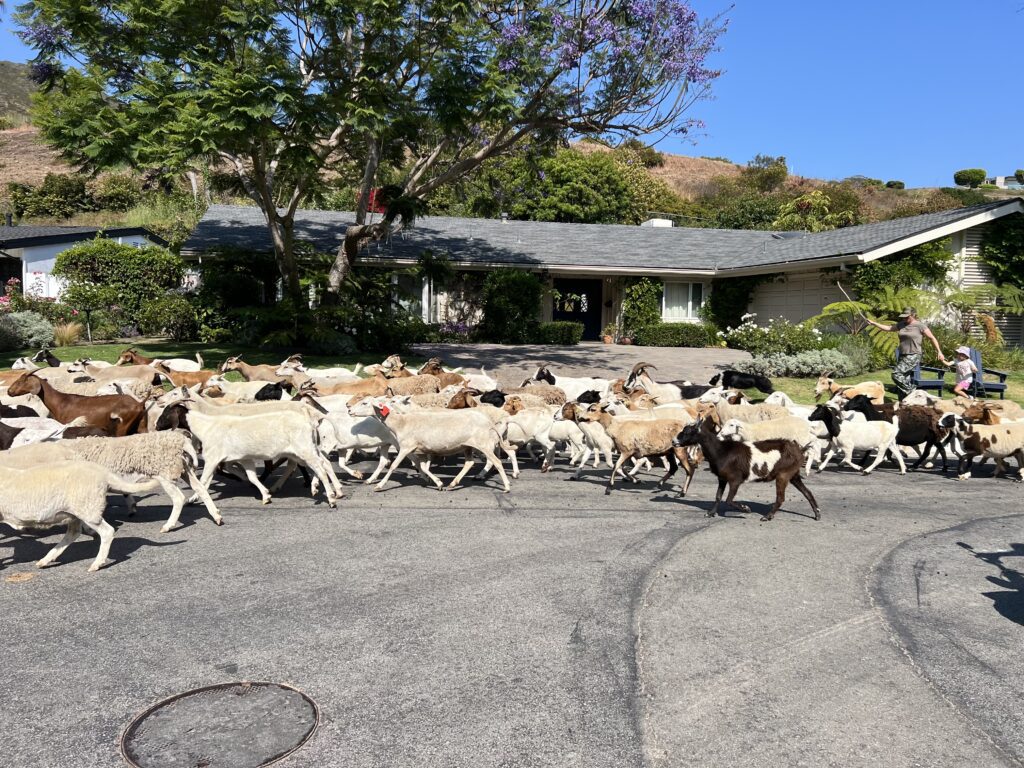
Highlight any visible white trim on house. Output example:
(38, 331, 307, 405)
(356, 256, 717, 279)
(856, 204, 1023, 264)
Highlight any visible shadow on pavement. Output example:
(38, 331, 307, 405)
(957, 541, 1024, 626)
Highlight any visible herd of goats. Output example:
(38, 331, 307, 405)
(1, 347, 1023, 573)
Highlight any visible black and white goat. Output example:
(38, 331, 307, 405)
(626, 362, 720, 400)
(711, 369, 775, 394)
(673, 418, 821, 521)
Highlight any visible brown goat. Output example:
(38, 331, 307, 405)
(220, 356, 290, 384)
(814, 373, 885, 405)
(961, 402, 1003, 425)
(154, 363, 218, 388)
(6, 373, 147, 436)
(417, 358, 467, 388)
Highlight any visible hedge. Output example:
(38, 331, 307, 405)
(633, 322, 712, 347)
(535, 321, 584, 345)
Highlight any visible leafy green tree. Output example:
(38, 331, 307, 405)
(953, 168, 987, 188)
(740, 155, 787, 192)
(771, 190, 857, 232)
(1016, 170, 1024, 185)
(885, 180, 905, 189)
(980, 213, 1024, 287)
(711, 193, 784, 230)
(19, 1, 726, 305)
(851, 239, 953, 296)
(60, 282, 118, 342)
(525, 150, 637, 224)
(52, 239, 185, 322)
(615, 138, 665, 168)
(476, 269, 542, 343)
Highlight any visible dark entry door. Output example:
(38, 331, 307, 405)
(0, 257, 20, 286)
(552, 278, 603, 340)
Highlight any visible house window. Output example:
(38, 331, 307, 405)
(662, 281, 705, 321)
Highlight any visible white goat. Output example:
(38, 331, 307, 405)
(372, 409, 512, 493)
(810, 404, 905, 475)
(0, 461, 161, 572)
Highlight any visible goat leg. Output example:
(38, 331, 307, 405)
(37, 518, 83, 569)
(790, 475, 821, 521)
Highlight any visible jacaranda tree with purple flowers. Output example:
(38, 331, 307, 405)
(18, 0, 726, 306)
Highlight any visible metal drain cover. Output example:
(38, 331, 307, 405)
(121, 682, 318, 768)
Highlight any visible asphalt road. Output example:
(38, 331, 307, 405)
(1, 454, 1022, 767)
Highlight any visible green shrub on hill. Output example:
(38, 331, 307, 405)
(953, 168, 986, 188)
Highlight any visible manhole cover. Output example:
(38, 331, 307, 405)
(121, 682, 319, 768)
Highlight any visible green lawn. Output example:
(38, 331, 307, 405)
(764, 368, 1024, 406)
(0, 340, 424, 380)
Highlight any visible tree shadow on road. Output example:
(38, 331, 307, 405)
(957, 541, 1024, 626)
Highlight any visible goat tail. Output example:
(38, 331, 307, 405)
(196, 352, 205, 368)
(105, 473, 162, 495)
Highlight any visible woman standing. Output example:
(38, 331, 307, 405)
(864, 307, 948, 399)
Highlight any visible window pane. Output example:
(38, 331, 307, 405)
(663, 282, 689, 321)
(691, 283, 703, 316)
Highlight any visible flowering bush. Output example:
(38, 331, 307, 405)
(437, 320, 472, 342)
(718, 313, 823, 355)
(734, 349, 862, 378)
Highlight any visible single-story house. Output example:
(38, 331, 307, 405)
(0, 225, 167, 299)
(182, 199, 1024, 345)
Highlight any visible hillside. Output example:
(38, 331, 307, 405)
(0, 61, 36, 123)
(0, 127, 73, 189)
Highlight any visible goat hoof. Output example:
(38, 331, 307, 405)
(214, 518, 224, 526)
(957, 474, 969, 481)
(759, 515, 772, 522)
(372, 486, 385, 492)
(261, 498, 272, 505)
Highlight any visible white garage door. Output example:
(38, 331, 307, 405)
(748, 272, 845, 324)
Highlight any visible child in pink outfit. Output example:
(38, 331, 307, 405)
(947, 345, 978, 397)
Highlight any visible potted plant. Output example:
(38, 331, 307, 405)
(601, 323, 618, 344)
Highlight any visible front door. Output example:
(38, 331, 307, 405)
(552, 278, 603, 340)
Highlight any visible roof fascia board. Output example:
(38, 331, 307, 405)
(354, 256, 716, 277)
(857, 201, 1024, 264)
(716, 255, 861, 277)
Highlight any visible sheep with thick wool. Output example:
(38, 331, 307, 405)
(0, 432, 222, 532)
(0, 461, 162, 572)
(575, 403, 690, 492)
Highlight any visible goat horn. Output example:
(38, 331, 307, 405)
(630, 361, 656, 374)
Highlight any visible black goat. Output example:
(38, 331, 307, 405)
(1, 404, 39, 418)
(478, 389, 507, 407)
(30, 348, 62, 367)
(673, 418, 820, 521)
(575, 389, 602, 404)
(0, 421, 24, 450)
(842, 394, 950, 471)
(716, 369, 774, 394)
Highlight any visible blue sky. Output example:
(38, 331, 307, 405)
(1, 2, 1020, 189)
(670, 0, 1024, 187)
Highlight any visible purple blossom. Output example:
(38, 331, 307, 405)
(500, 22, 526, 43)
(29, 61, 63, 84)
(17, 22, 70, 49)
(498, 58, 519, 73)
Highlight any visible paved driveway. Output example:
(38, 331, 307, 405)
(2, 454, 1022, 767)
(410, 342, 749, 389)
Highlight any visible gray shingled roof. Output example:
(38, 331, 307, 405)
(181, 199, 1024, 274)
(0, 225, 166, 249)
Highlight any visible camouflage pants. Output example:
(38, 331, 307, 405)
(892, 353, 921, 399)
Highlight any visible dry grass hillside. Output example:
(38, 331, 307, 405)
(0, 127, 73, 191)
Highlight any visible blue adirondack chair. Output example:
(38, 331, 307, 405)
(965, 348, 1008, 399)
(895, 351, 946, 397)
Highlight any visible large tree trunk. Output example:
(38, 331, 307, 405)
(326, 135, 381, 296)
(327, 220, 390, 294)
(267, 214, 304, 307)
